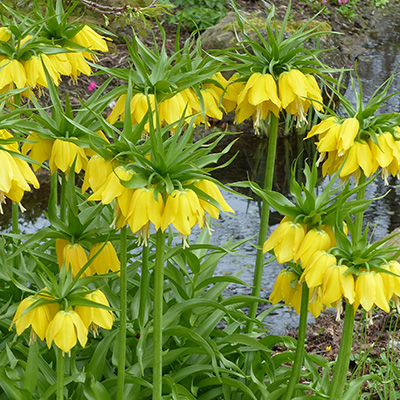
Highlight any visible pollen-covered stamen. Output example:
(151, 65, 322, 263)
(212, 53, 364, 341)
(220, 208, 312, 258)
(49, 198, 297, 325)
(0, 192, 5, 214)
(335, 299, 343, 321)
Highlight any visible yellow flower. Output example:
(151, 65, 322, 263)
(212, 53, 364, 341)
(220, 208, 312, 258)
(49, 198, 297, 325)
(294, 228, 331, 268)
(82, 155, 114, 194)
(48, 51, 72, 77)
(49, 138, 88, 175)
(235, 72, 281, 132)
(322, 264, 355, 319)
(161, 189, 205, 240)
(56, 239, 91, 278)
(89, 242, 120, 275)
(24, 54, 61, 91)
(305, 116, 338, 140)
(46, 309, 88, 354)
(339, 140, 377, 181)
(0, 27, 11, 42)
(87, 165, 133, 204)
(75, 290, 114, 337)
(0, 58, 27, 91)
(193, 88, 224, 126)
(204, 72, 242, 113)
(70, 25, 110, 60)
(300, 250, 337, 289)
(124, 187, 164, 243)
(65, 50, 92, 83)
(336, 118, 359, 156)
(263, 217, 306, 264)
(10, 294, 59, 341)
(353, 270, 390, 314)
(193, 179, 234, 219)
(381, 261, 400, 312)
(278, 70, 323, 124)
(22, 133, 53, 171)
(270, 269, 302, 313)
(158, 92, 191, 126)
(0, 130, 40, 209)
(370, 132, 398, 184)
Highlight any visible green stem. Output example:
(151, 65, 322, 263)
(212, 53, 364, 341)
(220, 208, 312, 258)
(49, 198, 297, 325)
(153, 230, 165, 400)
(139, 244, 150, 327)
(329, 303, 355, 399)
(60, 173, 67, 223)
(50, 172, 58, 212)
(247, 114, 279, 332)
(116, 226, 128, 399)
(283, 284, 309, 400)
(56, 347, 64, 400)
(12, 202, 19, 234)
(354, 173, 366, 242)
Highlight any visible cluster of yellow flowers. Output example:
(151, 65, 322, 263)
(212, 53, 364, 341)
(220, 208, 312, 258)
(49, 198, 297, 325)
(263, 217, 336, 266)
(82, 155, 234, 246)
(56, 239, 121, 277)
(266, 217, 400, 321)
(234, 70, 323, 133)
(0, 129, 39, 212)
(108, 72, 238, 132)
(108, 69, 323, 134)
(306, 117, 400, 183)
(0, 25, 109, 95)
(10, 289, 114, 354)
(301, 252, 400, 321)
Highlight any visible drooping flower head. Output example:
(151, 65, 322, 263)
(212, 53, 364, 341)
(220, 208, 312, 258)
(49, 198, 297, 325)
(226, 1, 330, 133)
(305, 73, 400, 184)
(46, 309, 88, 354)
(0, 130, 40, 211)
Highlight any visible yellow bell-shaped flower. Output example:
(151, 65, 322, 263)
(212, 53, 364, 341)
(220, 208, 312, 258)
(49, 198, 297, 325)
(322, 264, 355, 320)
(125, 187, 164, 241)
(161, 189, 205, 239)
(270, 269, 302, 313)
(49, 138, 88, 174)
(300, 250, 337, 289)
(46, 309, 88, 354)
(89, 242, 120, 275)
(81, 155, 114, 194)
(193, 179, 234, 219)
(294, 228, 332, 268)
(353, 270, 390, 313)
(75, 290, 114, 337)
(56, 239, 91, 278)
(22, 133, 53, 171)
(278, 69, 323, 124)
(263, 217, 306, 264)
(10, 295, 59, 341)
(235, 72, 281, 132)
(70, 25, 110, 60)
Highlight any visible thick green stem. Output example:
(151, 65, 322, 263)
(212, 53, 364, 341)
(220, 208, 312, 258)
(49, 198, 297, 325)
(116, 226, 128, 399)
(50, 172, 58, 210)
(283, 284, 309, 400)
(56, 347, 64, 400)
(247, 114, 279, 332)
(354, 173, 366, 243)
(153, 230, 165, 400)
(139, 244, 150, 327)
(60, 173, 67, 223)
(329, 303, 355, 399)
(12, 202, 19, 234)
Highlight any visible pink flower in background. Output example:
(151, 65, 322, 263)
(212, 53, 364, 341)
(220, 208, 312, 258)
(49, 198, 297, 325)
(87, 81, 97, 91)
(323, 0, 326, 3)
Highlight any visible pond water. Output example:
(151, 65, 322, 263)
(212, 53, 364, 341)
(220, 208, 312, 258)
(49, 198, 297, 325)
(3, 15, 400, 335)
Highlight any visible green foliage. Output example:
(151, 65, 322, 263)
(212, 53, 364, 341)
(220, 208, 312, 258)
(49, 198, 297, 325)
(158, 0, 227, 31)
